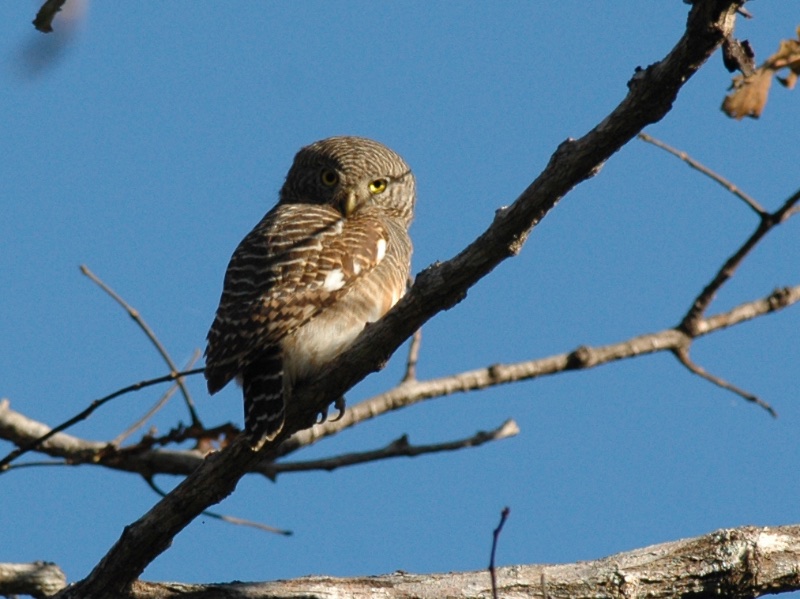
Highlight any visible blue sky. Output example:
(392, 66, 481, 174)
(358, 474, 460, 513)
(1, 1, 798, 588)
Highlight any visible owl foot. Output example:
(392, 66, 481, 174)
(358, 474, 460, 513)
(317, 396, 346, 425)
(330, 396, 346, 422)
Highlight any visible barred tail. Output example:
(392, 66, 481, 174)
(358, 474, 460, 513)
(241, 349, 285, 448)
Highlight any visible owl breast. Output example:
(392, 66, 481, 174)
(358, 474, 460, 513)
(281, 270, 403, 388)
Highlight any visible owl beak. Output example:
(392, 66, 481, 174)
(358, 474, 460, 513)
(340, 189, 358, 218)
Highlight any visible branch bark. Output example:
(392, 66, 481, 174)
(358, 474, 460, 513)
(47, 524, 800, 597)
(0, 562, 67, 598)
(53, 2, 745, 596)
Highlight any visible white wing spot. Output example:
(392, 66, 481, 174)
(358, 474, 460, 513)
(353, 262, 362, 275)
(375, 238, 387, 264)
(323, 268, 346, 291)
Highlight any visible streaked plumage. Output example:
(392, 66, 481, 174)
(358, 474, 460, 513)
(205, 136, 415, 448)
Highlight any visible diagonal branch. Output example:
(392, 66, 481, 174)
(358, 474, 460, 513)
(673, 346, 776, 415)
(637, 132, 767, 215)
(113, 350, 202, 447)
(80, 265, 201, 426)
(681, 187, 800, 332)
(401, 328, 423, 383)
(142, 476, 292, 536)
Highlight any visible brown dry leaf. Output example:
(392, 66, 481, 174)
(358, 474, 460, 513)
(722, 25, 800, 119)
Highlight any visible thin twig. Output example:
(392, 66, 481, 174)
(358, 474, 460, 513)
(3, 460, 69, 470)
(489, 506, 511, 599)
(270, 420, 518, 478)
(637, 133, 767, 216)
(143, 476, 292, 536)
(0, 367, 205, 472)
(112, 350, 202, 447)
(682, 187, 800, 331)
(673, 347, 776, 416)
(80, 265, 202, 426)
(401, 328, 423, 383)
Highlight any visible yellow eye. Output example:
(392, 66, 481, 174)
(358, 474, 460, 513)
(369, 179, 387, 194)
(320, 169, 339, 187)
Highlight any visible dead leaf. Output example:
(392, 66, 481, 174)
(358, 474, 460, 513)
(722, 25, 800, 119)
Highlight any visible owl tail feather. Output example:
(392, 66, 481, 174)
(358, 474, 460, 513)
(242, 349, 285, 449)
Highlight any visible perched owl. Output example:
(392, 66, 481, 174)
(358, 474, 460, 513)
(205, 136, 415, 449)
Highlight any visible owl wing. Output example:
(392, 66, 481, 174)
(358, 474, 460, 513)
(204, 203, 390, 394)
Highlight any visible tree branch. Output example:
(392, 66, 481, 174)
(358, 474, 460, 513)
(43, 4, 746, 594)
(267, 419, 518, 478)
(45, 524, 800, 597)
(637, 132, 767, 215)
(0, 561, 67, 598)
(2, 285, 796, 478)
(277, 284, 799, 458)
(681, 187, 800, 332)
(80, 265, 201, 427)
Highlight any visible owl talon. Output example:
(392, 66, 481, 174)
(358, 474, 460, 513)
(330, 396, 346, 422)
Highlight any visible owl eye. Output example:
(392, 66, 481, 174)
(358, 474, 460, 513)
(369, 179, 388, 195)
(320, 169, 339, 187)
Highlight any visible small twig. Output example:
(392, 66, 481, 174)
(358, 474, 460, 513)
(80, 265, 202, 427)
(3, 460, 69, 470)
(489, 506, 511, 599)
(401, 328, 423, 383)
(271, 420, 519, 478)
(143, 476, 292, 536)
(682, 187, 800, 331)
(673, 346, 777, 417)
(0, 367, 205, 472)
(637, 133, 766, 216)
(112, 350, 202, 447)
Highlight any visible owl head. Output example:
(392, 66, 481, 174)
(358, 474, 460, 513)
(279, 136, 415, 226)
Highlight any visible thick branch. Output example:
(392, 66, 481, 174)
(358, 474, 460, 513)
(73, 524, 800, 597)
(54, 4, 744, 595)
(0, 562, 67, 598)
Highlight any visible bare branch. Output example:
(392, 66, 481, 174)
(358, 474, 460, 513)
(113, 350, 202, 447)
(278, 284, 800, 458)
(143, 476, 292, 537)
(637, 132, 766, 215)
(401, 328, 423, 383)
(76, 524, 800, 598)
(0, 367, 204, 471)
(681, 187, 800, 332)
(2, 285, 796, 478)
(80, 265, 201, 426)
(0, 561, 66, 598)
(489, 506, 511, 599)
(268, 419, 518, 478)
(673, 347, 776, 416)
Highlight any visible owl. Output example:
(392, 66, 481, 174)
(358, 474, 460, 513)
(205, 136, 415, 449)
